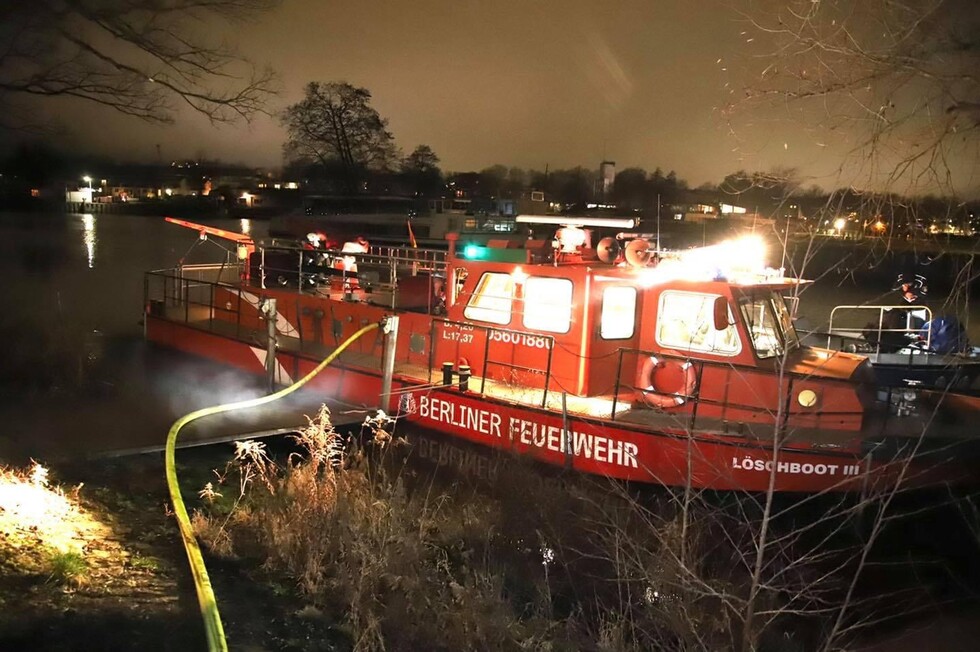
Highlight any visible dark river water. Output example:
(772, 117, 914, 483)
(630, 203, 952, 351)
(1, 210, 979, 463)
(0, 211, 274, 461)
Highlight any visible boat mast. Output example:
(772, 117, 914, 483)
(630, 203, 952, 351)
(656, 193, 661, 253)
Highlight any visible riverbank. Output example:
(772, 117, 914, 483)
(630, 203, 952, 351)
(0, 451, 352, 651)
(4, 441, 980, 651)
(0, 198, 287, 220)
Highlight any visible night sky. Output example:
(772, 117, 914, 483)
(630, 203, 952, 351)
(9, 0, 980, 194)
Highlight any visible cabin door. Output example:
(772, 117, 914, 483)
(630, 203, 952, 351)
(587, 284, 640, 396)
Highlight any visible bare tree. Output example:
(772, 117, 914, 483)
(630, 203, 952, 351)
(733, 0, 980, 195)
(281, 81, 398, 192)
(0, 0, 278, 129)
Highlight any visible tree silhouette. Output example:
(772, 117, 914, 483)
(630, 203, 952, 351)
(281, 82, 397, 194)
(401, 145, 443, 197)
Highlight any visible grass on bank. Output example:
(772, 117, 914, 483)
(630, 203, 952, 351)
(190, 405, 790, 651)
(45, 550, 88, 587)
(0, 462, 95, 588)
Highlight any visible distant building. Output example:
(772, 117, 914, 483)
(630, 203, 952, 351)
(599, 161, 616, 198)
(517, 189, 549, 215)
(109, 185, 156, 201)
(669, 191, 765, 223)
(65, 188, 94, 203)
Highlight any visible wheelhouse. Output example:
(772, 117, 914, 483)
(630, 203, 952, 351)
(435, 232, 868, 434)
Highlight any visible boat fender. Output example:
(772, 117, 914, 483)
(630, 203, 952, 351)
(635, 354, 697, 409)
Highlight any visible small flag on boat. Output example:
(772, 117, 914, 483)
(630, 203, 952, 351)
(407, 220, 418, 248)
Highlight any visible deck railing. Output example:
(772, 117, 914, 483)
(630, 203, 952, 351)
(254, 242, 447, 293)
(148, 263, 450, 385)
(145, 265, 251, 342)
(610, 347, 872, 436)
(427, 318, 556, 407)
(826, 305, 933, 355)
(146, 266, 919, 440)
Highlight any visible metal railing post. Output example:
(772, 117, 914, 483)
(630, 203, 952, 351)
(611, 348, 624, 421)
(687, 359, 704, 433)
(428, 319, 438, 383)
(380, 316, 399, 411)
(480, 327, 491, 395)
(542, 336, 554, 408)
(262, 298, 278, 393)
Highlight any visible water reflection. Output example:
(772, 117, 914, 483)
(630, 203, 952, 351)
(240, 218, 251, 236)
(81, 213, 96, 268)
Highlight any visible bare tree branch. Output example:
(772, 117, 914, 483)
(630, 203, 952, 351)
(0, 0, 279, 128)
(732, 0, 980, 195)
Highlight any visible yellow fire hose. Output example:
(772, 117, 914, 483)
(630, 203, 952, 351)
(165, 322, 380, 651)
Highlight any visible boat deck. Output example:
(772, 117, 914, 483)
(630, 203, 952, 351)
(144, 269, 977, 464)
(148, 301, 980, 457)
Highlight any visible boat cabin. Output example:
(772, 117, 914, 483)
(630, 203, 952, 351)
(435, 227, 870, 434)
(152, 217, 873, 438)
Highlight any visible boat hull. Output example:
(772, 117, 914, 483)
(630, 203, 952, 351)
(145, 314, 971, 493)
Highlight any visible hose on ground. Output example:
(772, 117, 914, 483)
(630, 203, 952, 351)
(165, 321, 381, 652)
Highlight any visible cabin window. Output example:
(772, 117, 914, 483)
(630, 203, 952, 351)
(656, 290, 740, 355)
(738, 291, 799, 359)
(770, 293, 800, 349)
(522, 276, 573, 333)
(600, 286, 637, 339)
(453, 267, 468, 305)
(464, 272, 514, 325)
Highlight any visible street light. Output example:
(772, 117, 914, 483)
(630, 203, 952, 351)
(82, 175, 92, 190)
(833, 217, 846, 237)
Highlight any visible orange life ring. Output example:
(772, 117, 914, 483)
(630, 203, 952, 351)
(635, 354, 697, 409)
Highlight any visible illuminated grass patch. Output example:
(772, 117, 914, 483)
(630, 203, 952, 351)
(0, 462, 104, 558)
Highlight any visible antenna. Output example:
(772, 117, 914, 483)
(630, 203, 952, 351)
(781, 210, 789, 271)
(656, 193, 661, 252)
